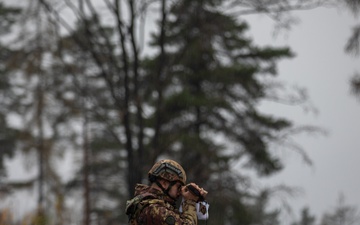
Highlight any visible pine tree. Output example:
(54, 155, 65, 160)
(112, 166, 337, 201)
(320, 194, 360, 225)
(291, 207, 316, 225)
(142, 0, 316, 224)
(343, 0, 360, 101)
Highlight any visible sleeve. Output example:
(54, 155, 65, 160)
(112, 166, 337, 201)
(140, 200, 197, 225)
(179, 199, 198, 225)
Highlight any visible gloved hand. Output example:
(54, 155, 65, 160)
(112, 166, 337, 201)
(181, 183, 208, 202)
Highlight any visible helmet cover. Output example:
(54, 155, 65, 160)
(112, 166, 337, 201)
(148, 159, 186, 185)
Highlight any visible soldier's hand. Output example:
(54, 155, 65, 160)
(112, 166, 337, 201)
(181, 183, 208, 202)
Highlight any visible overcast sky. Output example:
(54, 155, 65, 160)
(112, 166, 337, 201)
(245, 6, 360, 223)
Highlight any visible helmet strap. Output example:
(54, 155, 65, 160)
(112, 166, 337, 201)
(155, 179, 178, 202)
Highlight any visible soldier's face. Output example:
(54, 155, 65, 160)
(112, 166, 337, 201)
(168, 181, 183, 199)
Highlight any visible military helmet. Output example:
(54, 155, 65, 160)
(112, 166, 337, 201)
(148, 159, 186, 185)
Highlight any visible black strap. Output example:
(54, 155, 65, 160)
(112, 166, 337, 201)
(155, 180, 178, 202)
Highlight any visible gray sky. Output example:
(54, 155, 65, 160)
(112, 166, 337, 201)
(246, 6, 360, 222)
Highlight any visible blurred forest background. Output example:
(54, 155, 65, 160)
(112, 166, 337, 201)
(0, 0, 360, 225)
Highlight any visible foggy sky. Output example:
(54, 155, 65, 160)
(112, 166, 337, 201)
(246, 6, 360, 223)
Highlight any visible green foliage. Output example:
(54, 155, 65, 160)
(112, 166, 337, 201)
(154, 0, 294, 177)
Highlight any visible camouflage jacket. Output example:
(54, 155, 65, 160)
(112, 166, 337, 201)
(126, 184, 197, 225)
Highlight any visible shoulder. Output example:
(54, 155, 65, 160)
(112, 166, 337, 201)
(143, 199, 175, 213)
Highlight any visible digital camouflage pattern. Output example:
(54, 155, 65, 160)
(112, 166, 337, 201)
(126, 184, 197, 225)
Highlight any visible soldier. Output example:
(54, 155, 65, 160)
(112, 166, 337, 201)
(125, 159, 208, 225)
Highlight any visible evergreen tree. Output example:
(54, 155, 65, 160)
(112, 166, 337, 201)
(342, 0, 360, 101)
(142, 0, 318, 224)
(320, 194, 360, 225)
(291, 207, 316, 225)
(0, 2, 78, 224)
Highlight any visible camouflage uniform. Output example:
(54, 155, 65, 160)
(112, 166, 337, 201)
(126, 184, 198, 225)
